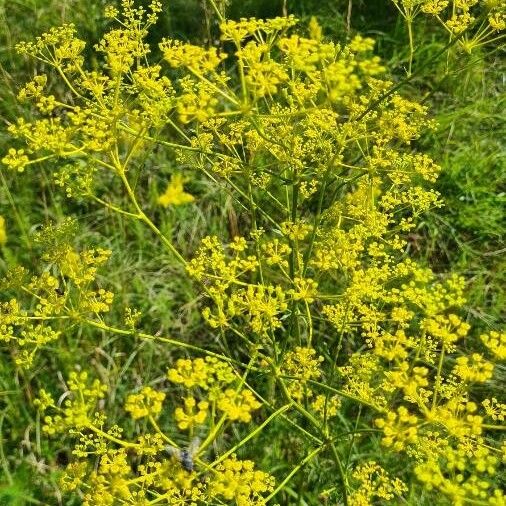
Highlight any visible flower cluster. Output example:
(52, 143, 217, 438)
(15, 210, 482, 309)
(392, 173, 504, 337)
(124, 386, 166, 420)
(168, 357, 261, 425)
(481, 330, 506, 360)
(349, 461, 407, 505)
(210, 455, 275, 506)
(391, 0, 505, 69)
(0, 225, 113, 367)
(281, 347, 324, 401)
(34, 361, 274, 505)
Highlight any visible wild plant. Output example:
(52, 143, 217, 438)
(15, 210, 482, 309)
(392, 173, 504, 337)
(1, 1, 504, 504)
(389, 0, 505, 74)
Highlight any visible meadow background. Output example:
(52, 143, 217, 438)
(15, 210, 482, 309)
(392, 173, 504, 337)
(0, 0, 504, 503)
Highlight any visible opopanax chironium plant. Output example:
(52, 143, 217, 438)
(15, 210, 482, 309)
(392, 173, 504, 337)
(2, 1, 505, 504)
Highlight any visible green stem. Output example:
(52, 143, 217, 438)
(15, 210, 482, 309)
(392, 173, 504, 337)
(84, 319, 249, 367)
(208, 404, 291, 468)
(265, 444, 326, 502)
(407, 17, 414, 77)
(432, 344, 445, 409)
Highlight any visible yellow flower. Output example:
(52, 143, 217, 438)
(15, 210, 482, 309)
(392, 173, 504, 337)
(1, 148, 30, 172)
(350, 461, 407, 504)
(124, 386, 166, 420)
(290, 277, 318, 303)
(211, 455, 275, 504)
(160, 39, 225, 74)
(282, 346, 323, 401)
(311, 394, 341, 418)
(375, 406, 419, 451)
(482, 398, 506, 422)
(174, 397, 208, 430)
(217, 389, 261, 423)
(480, 331, 506, 360)
(453, 354, 494, 383)
(60, 461, 88, 492)
(167, 356, 236, 392)
(158, 174, 194, 207)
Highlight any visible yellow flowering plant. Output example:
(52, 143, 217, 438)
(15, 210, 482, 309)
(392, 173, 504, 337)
(389, 0, 505, 74)
(33, 358, 277, 504)
(1, 0, 504, 504)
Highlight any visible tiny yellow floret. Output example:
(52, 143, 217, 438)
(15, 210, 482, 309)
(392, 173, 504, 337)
(158, 174, 195, 207)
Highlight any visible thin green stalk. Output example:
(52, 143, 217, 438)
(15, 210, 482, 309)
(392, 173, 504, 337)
(208, 404, 291, 468)
(302, 162, 335, 276)
(432, 345, 445, 409)
(84, 319, 251, 368)
(0, 170, 31, 248)
(265, 444, 326, 502)
(407, 17, 414, 76)
(0, 414, 12, 485)
(88, 425, 140, 448)
(329, 442, 349, 506)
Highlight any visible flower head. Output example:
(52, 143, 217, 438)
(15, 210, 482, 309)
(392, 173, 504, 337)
(158, 174, 194, 207)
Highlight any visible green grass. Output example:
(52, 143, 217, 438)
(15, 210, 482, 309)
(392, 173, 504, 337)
(418, 51, 505, 330)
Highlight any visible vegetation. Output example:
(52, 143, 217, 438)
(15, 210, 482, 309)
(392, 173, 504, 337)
(0, 0, 504, 504)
